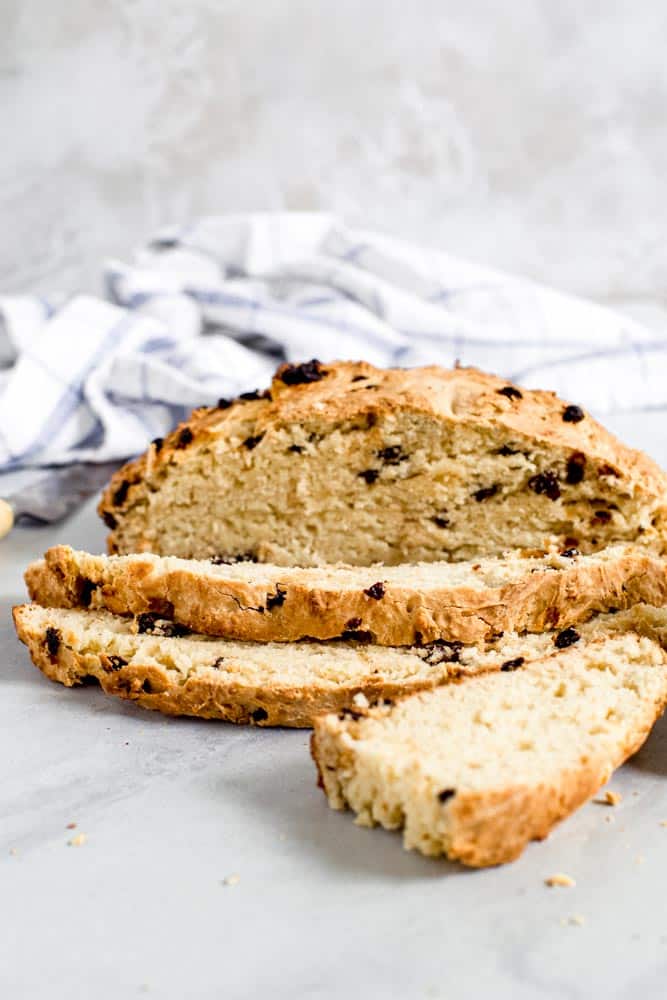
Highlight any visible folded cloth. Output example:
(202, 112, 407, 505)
(1, 212, 665, 500)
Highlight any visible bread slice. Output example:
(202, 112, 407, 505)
(26, 543, 667, 646)
(312, 606, 667, 866)
(11, 601, 643, 726)
(98, 360, 667, 566)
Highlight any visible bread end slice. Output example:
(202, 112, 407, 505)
(312, 630, 667, 866)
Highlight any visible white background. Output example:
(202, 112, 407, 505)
(3, 0, 667, 332)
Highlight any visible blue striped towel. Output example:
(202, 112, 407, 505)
(1, 213, 665, 499)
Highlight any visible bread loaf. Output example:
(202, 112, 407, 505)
(99, 361, 667, 566)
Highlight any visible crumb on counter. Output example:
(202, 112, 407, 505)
(68, 833, 87, 847)
(546, 873, 576, 888)
(595, 790, 622, 806)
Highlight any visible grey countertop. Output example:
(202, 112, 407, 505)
(2, 410, 667, 999)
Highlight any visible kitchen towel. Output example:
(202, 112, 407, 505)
(1, 212, 666, 498)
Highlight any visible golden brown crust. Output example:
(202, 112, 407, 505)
(25, 544, 667, 646)
(98, 360, 667, 555)
(12, 604, 459, 728)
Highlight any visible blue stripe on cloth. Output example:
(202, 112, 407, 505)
(183, 288, 402, 352)
(7, 313, 138, 468)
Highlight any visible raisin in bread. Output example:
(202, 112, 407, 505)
(312, 608, 667, 866)
(26, 543, 667, 646)
(98, 361, 667, 566)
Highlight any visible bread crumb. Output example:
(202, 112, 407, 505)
(9, 847, 17, 856)
(66, 822, 77, 830)
(546, 873, 576, 888)
(635, 854, 645, 865)
(595, 790, 622, 806)
(68, 833, 87, 847)
(568, 915, 585, 926)
(660, 820, 667, 828)
(222, 873, 240, 887)
(352, 692, 369, 709)
(604, 815, 614, 823)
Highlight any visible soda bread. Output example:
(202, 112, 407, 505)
(11, 602, 662, 728)
(98, 361, 667, 566)
(26, 543, 667, 646)
(312, 606, 667, 867)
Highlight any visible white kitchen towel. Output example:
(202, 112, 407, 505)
(1, 212, 666, 492)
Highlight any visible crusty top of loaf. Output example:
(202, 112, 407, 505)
(99, 360, 667, 523)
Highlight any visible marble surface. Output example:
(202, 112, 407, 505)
(1, 409, 667, 999)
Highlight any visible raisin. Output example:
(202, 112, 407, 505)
(251, 707, 269, 722)
(216, 398, 233, 409)
(45, 627, 61, 659)
(566, 452, 586, 485)
(501, 657, 525, 671)
(497, 386, 523, 400)
(102, 511, 118, 530)
(266, 586, 287, 611)
(364, 582, 386, 600)
(106, 655, 127, 671)
(528, 471, 561, 501)
(560, 547, 580, 559)
(136, 613, 189, 638)
(279, 360, 327, 385)
(497, 444, 521, 456)
(177, 427, 193, 448)
(345, 617, 362, 630)
(288, 444, 304, 453)
(376, 445, 407, 464)
(554, 627, 580, 649)
(351, 374, 368, 383)
(562, 404, 585, 423)
(358, 469, 379, 484)
(212, 657, 225, 669)
(79, 578, 96, 607)
(242, 433, 264, 450)
(152, 436, 164, 452)
(592, 510, 612, 524)
(432, 516, 450, 528)
(341, 629, 373, 643)
(112, 480, 129, 507)
(473, 484, 499, 502)
(142, 679, 153, 694)
(422, 641, 463, 665)
(210, 552, 257, 564)
(598, 464, 619, 478)
(437, 788, 456, 803)
(239, 389, 263, 402)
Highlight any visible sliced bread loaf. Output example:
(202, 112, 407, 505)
(312, 608, 667, 866)
(12, 604, 548, 726)
(12, 602, 661, 728)
(25, 543, 667, 645)
(98, 361, 667, 566)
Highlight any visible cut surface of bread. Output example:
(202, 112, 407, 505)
(13, 602, 665, 728)
(26, 543, 667, 646)
(312, 612, 667, 866)
(98, 361, 667, 566)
